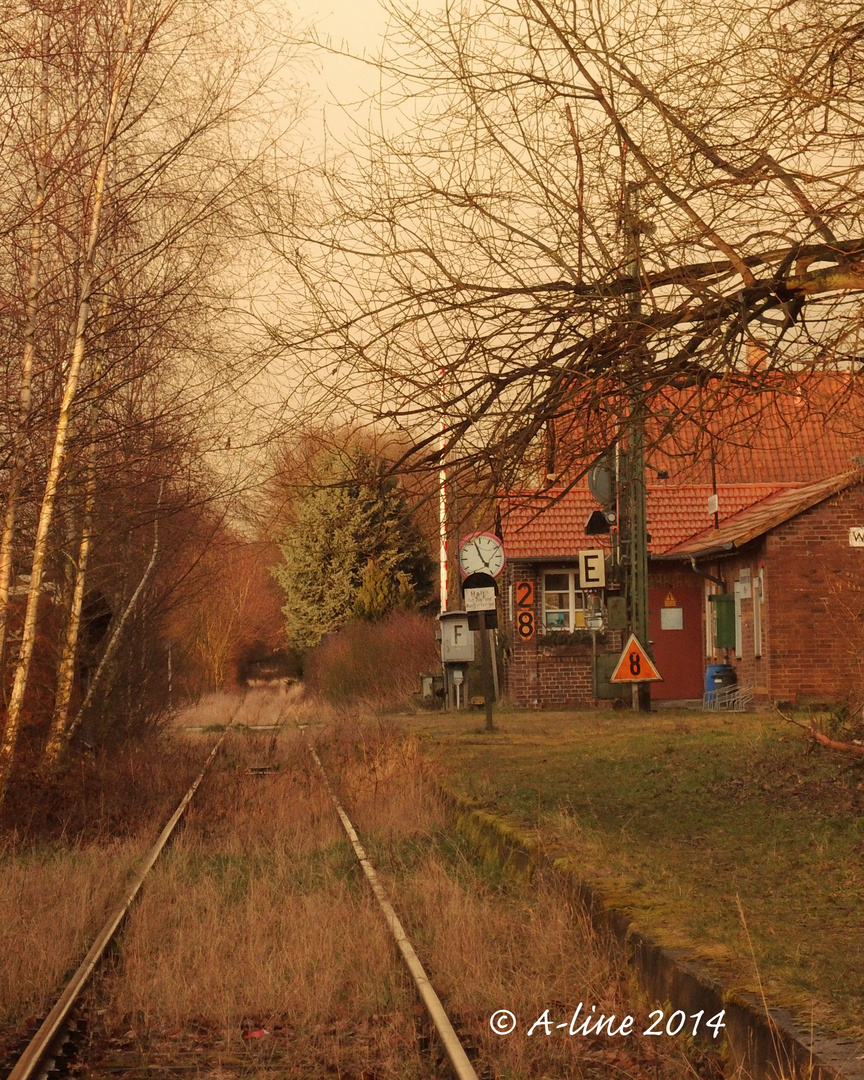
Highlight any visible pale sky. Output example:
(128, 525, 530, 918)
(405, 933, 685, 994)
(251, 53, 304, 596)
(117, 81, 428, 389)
(292, 0, 442, 150)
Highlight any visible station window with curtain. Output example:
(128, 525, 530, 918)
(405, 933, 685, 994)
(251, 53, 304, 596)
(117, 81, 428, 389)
(542, 571, 587, 630)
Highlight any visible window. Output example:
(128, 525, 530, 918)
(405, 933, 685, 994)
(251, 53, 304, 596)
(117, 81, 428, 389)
(542, 571, 586, 631)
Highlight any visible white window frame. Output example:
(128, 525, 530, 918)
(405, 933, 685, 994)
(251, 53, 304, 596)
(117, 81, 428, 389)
(541, 569, 586, 632)
(705, 582, 718, 656)
(733, 580, 743, 659)
(753, 568, 764, 658)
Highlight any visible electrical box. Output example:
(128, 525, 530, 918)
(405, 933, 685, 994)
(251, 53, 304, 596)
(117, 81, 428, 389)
(594, 652, 631, 701)
(606, 595, 627, 630)
(438, 611, 475, 663)
(709, 593, 736, 649)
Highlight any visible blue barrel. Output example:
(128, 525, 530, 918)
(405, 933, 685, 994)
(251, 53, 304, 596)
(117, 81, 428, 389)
(705, 663, 737, 694)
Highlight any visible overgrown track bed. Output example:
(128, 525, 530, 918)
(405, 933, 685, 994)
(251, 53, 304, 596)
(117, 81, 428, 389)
(4, 694, 718, 1080)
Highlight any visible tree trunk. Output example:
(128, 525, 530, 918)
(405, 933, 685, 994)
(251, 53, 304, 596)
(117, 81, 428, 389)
(61, 499, 161, 757)
(43, 441, 98, 769)
(0, 0, 134, 805)
(0, 23, 51, 684)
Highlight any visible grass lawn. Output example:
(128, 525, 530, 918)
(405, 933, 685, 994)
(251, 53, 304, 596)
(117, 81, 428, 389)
(406, 708, 864, 1041)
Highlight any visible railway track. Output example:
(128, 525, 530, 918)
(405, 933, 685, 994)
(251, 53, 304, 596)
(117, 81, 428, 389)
(1, 714, 482, 1080)
(3, 702, 723, 1080)
(2, 717, 241, 1080)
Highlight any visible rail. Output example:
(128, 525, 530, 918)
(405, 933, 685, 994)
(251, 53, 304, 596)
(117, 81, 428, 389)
(307, 741, 480, 1080)
(7, 717, 481, 1080)
(6, 716, 239, 1080)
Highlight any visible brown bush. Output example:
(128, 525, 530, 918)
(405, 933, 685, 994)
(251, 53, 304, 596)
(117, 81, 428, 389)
(0, 729, 208, 843)
(303, 610, 438, 710)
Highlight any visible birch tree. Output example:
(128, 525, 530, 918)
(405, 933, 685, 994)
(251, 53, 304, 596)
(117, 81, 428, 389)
(0, 0, 300, 796)
(0, 11, 51, 672)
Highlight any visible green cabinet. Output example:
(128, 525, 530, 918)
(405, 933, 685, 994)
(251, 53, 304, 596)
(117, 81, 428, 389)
(709, 593, 735, 649)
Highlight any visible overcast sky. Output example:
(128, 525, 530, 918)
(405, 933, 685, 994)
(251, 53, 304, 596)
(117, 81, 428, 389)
(294, 0, 441, 149)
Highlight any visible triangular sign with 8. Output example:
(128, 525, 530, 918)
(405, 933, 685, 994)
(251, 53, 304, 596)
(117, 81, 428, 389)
(609, 634, 663, 682)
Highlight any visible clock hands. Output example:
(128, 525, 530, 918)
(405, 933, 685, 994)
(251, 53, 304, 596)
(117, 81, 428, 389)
(474, 543, 492, 570)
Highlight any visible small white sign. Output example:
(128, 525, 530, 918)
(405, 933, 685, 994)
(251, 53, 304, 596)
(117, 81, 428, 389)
(850, 527, 864, 547)
(465, 586, 496, 611)
(578, 549, 606, 588)
(738, 567, 752, 599)
(707, 494, 719, 514)
(440, 615, 474, 663)
(660, 607, 683, 630)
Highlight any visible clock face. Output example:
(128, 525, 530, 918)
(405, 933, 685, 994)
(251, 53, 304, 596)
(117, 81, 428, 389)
(458, 532, 506, 578)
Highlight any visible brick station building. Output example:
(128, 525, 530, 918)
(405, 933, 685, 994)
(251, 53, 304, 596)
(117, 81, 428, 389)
(498, 385, 864, 709)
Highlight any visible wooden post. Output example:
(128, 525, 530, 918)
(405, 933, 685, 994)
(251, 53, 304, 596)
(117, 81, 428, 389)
(478, 609, 495, 732)
(489, 628, 500, 702)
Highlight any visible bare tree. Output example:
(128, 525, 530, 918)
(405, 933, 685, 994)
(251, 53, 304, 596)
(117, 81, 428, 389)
(269, 0, 864, 503)
(0, 0, 302, 797)
(0, 9, 51, 671)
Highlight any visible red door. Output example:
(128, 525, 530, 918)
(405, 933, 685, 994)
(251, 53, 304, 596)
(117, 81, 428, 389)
(648, 586, 704, 700)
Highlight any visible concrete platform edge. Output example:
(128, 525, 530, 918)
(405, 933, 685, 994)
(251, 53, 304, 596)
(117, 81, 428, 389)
(437, 782, 864, 1080)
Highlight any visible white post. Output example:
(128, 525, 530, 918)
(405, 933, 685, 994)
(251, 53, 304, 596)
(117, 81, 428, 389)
(439, 371, 448, 612)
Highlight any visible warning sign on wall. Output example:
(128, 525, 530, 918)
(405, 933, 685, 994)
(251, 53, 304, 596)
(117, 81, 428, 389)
(609, 634, 663, 683)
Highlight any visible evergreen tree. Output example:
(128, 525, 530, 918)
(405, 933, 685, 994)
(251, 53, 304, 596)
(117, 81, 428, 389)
(273, 453, 432, 650)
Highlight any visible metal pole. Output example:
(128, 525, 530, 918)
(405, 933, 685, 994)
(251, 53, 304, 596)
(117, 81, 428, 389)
(488, 628, 500, 702)
(625, 182, 651, 712)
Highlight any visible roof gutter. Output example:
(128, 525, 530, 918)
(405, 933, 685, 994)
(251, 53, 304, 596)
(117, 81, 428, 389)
(688, 555, 725, 592)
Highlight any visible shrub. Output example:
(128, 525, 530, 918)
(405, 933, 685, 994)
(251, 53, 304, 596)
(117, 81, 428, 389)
(303, 610, 438, 709)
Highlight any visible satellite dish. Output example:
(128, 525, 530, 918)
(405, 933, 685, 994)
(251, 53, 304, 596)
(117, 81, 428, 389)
(588, 453, 615, 508)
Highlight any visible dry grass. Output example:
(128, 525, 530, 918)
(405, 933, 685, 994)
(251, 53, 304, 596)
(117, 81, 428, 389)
(0, 693, 271, 1038)
(102, 726, 429, 1078)
(327, 721, 706, 1080)
(0, 690, 714, 1077)
(303, 611, 439, 711)
(91, 702, 709, 1079)
(171, 685, 307, 729)
(0, 840, 149, 1033)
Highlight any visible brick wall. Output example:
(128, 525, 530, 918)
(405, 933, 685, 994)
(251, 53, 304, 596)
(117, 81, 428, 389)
(501, 562, 622, 708)
(503, 482, 864, 708)
(672, 483, 864, 706)
(762, 486, 864, 704)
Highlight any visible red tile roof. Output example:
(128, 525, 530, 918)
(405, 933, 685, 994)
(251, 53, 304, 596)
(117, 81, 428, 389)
(505, 374, 864, 561)
(502, 483, 789, 559)
(647, 395, 861, 484)
(502, 472, 864, 561)
(553, 374, 864, 486)
(659, 471, 863, 558)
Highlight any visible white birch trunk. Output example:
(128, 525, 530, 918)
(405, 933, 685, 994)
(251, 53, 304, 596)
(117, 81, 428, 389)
(0, 0, 134, 803)
(43, 432, 98, 768)
(0, 25, 51, 676)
